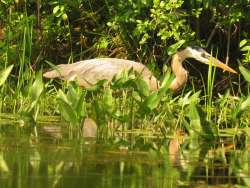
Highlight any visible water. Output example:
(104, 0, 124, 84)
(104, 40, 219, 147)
(0, 120, 249, 188)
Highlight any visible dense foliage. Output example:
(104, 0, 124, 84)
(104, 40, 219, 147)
(1, 1, 249, 68)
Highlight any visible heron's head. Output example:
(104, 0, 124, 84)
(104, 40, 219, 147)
(184, 46, 237, 74)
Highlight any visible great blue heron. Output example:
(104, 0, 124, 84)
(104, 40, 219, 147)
(43, 47, 237, 91)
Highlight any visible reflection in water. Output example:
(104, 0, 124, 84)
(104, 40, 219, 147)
(0, 123, 249, 187)
(168, 130, 184, 166)
(82, 118, 97, 138)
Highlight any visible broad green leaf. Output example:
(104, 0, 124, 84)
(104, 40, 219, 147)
(160, 69, 172, 89)
(240, 95, 250, 112)
(60, 6, 65, 12)
(0, 152, 9, 172)
(143, 92, 160, 110)
(62, 13, 68, 21)
(0, 0, 7, 5)
(0, 64, 13, 87)
(58, 100, 78, 125)
(187, 104, 202, 133)
(53, 5, 60, 14)
(188, 91, 201, 104)
(167, 40, 185, 56)
(136, 77, 149, 97)
(75, 92, 86, 118)
(103, 87, 114, 112)
(240, 39, 248, 48)
(67, 85, 78, 108)
(241, 46, 250, 52)
(30, 71, 44, 101)
(55, 12, 62, 18)
(153, 0, 160, 6)
(232, 95, 250, 119)
(239, 65, 250, 83)
(57, 89, 71, 105)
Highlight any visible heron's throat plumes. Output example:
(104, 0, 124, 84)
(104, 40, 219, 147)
(169, 52, 188, 91)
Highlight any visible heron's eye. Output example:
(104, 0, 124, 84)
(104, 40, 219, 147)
(201, 52, 206, 57)
(201, 52, 210, 59)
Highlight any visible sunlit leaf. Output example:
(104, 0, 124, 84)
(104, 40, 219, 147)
(28, 72, 44, 111)
(167, 40, 185, 56)
(240, 95, 250, 112)
(239, 39, 248, 48)
(160, 69, 173, 89)
(67, 84, 78, 108)
(62, 13, 68, 20)
(57, 89, 71, 105)
(143, 92, 160, 110)
(186, 104, 202, 136)
(53, 5, 60, 14)
(0, 0, 7, 4)
(0, 64, 13, 87)
(241, 46, 250, 52)
(58, 100, 78, 125)
(135, 77, 149, 97)
(0, 152, 9, 172)
(239, 64, 250, 83)
(103, 87, 114, 112)
(30, 71, 44, 101)
(75, 92, 86, 118)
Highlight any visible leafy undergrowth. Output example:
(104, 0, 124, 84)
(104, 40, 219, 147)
(1, 63, 250, 187)
(3, 65, 247, 140)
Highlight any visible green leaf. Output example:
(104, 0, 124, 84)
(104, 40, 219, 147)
(67, 85, 78, 108)
(103, 87, 114, 112)
(240, 95, 250, 112)
(58, 100, 78, 125)
(53, 5, 60, 14)
(167, 40, 185, 56)
(136, 77, 150, 97)
(239, 64, 250, 83)
(240, 39, 248, 48)
(27, 72, 44, 112)
(57, 89, 71, 105)
(241, 46, 250, 52)
(75, 92, 86, 118)
(187, 104, 202, 133)
(62, 13, 68, 21)
(0, 65, 13, 87)
(233, 95, 250, 120)
(30, 72, 44, 101)
(143, 92, 160, 110)
(160, 69, 173, 94)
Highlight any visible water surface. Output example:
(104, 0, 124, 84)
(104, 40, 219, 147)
(0, 119, 249, 188)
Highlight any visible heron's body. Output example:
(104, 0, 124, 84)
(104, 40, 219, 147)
(43, 47, 237, 91)
(44, 58, 159, 90)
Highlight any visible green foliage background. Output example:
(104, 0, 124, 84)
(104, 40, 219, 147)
(1, 0, 249, 66)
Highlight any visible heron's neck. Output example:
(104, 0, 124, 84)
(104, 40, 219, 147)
(170, 51, 188, 91)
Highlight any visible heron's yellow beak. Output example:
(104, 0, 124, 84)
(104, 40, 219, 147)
(209, 56, 237, 74)
(188, 47, 237, 74)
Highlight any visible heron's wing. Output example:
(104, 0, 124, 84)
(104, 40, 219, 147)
(75, 58, 135, 87)
(43, 58, 159, 89)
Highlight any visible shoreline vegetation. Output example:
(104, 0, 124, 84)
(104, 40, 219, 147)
(0, 1, 249, 129)
(0, 3, 250, 144)
(0, 1, 250, 186)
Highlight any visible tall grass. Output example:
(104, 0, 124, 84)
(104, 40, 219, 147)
(206, 50, 217, 121)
